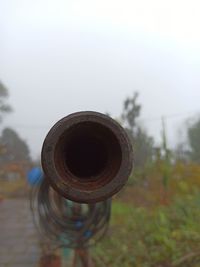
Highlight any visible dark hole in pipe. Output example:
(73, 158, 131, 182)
(54, 121, 122, 183)
(65, 134, 108, 178)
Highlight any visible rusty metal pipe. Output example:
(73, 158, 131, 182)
(41, 111, 133, 203)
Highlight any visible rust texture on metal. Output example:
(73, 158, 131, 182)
(41, 111, 133, 203)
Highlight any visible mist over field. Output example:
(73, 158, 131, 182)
(1, 2, 200, 267)
(1, 0, 200, 157)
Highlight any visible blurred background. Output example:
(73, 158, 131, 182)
(0, 0, 200, 266)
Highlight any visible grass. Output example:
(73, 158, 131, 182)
(92, 196, 200, 266)
(0, 178, 28, 198)
(91, 163, 200, 267)
(2, 162, 200, 266)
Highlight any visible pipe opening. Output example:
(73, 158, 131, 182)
(65, 134, 108, 178)
(54, 121, 122, 183)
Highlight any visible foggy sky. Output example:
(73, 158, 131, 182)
(0, 0, 200, 158)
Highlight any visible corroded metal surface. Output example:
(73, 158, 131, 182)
(41, 111, 133, 203)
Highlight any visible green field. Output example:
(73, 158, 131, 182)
(92, 163, 200, 267)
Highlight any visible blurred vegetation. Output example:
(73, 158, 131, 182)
(187, 117, 200, 163)
(0, 127, 31, 163)
(121, 92, 154, 169)
(0, 81, 12, 122)
(0, 80, 31, 198)
(92, 163, 200, 267)
(91, 93, 200, 266)
(1, 85, 200, 266)
(0, 177, 28, 198)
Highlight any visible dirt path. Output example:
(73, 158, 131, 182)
(0, 199, 40, 267)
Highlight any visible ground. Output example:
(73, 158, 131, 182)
(0, 199, 40, 267)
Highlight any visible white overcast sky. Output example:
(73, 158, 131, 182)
(0, 0, 200, 158)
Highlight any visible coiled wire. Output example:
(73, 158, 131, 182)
(30, 177, 111, 250)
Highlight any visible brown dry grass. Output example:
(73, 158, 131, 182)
(0, 177, 29, 199)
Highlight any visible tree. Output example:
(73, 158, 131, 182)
(174, 142, 190, 162)
(121, 92, 154, 169)
(121, 92, 141, 135)
(187, 117, 200, 163)
(133, 126, 154, 168)
(0, 127, 31, 164)
(0, 81, 12, 122)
